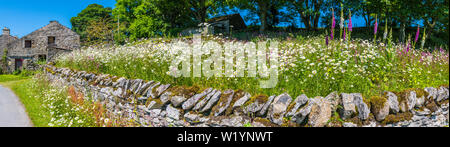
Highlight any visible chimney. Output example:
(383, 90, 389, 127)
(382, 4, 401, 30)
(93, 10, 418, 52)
(2, 27, 10, 36)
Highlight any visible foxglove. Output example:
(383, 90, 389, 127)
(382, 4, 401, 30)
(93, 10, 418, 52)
(406, 43, 410, 53)
(331, 31, 334, 40)
(415, 25, 420, 43)
(348, 11, 352, 32)
(332, 9, 336, 29)
(383, 18, 388, 40)
(343, 29, 346, 41)
(374, 18, 378, 35)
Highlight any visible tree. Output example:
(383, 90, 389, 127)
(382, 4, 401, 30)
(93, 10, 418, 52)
(419, 0, 448, 48)
(70, 4, 113, 43)
(227, 0, 285, 33)
(187, 0, 220, 23)
(288, 0, 324, 30)
(388, 0, 422, 43)
(113, 0, 194, 40)
(85, 17, 115, 45)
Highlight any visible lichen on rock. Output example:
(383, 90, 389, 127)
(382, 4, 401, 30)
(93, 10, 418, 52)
(307, 97, 331, 127)
(369, 96, 389, 121)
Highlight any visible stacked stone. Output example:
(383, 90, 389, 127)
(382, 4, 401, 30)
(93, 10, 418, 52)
(45, 65, 450, 127)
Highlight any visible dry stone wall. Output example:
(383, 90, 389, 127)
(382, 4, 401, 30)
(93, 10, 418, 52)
(44, 65, 449, 127)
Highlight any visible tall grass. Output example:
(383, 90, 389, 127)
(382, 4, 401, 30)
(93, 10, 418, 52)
(54, 35, 449, 98)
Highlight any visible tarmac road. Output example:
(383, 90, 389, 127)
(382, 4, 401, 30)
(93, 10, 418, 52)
(0, 85, 32, 127)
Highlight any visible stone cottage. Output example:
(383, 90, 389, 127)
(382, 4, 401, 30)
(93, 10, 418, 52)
(0, 21, 80, 73)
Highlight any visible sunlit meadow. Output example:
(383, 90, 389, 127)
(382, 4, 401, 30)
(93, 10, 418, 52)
(54, 34, 449, 99)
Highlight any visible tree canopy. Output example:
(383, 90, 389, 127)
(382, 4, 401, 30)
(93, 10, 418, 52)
(71, 0, 449, 48)
(70, 4, 113, 44)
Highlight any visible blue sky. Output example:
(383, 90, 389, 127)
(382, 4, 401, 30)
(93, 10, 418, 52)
(1, 0, 372, 38)
(0, 0, 116, 37)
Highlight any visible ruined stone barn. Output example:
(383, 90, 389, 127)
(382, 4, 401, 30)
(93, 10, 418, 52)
(0, 21, 80, 72)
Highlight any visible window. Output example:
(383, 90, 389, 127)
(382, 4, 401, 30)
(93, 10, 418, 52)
(25, 40, 32, 48)
(48, 36, 55, 45)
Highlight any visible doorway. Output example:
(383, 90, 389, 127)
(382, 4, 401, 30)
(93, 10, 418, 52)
(15, 59, 23, 71)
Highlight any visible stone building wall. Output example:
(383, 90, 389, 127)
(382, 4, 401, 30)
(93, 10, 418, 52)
(6, 21, 80, 72)
(44, 65, 449, 127)
(0, 28, 18, 73)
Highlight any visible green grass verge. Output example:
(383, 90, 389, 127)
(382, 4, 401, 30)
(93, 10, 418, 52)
(0, 75, 29, 83)
(0, 74, 99, 127)
(0, 77, 51, 127)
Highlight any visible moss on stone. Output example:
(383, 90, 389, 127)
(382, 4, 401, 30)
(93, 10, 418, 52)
(253, 117, 278, 127)
(437, 99, 449, 107)
(414, 88, 428, 99)
(286, 100, 297, 115)
(244, 94, 268, 107)
(211, 90, 234, 116)
(150, 84, 159, 96)
(380, 112, 413, 125)
(369, 96, 387, 113)
(280, 119, 299, 127)
(195, 85, 210, 94)
(346, 112, 376, 126)
(111, 76, 121, 83)
(144, 98, 153, 107)
(225, 90, 245, 116)
(327, 111, 344, 127)
(169, 85, 199, 98)
(395, 90, 409, 108)
(362, 96, 371, 109)
(153, 99, 163, 105)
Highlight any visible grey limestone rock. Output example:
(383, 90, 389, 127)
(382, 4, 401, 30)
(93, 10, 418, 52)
(339, 93, 356, 119)
(353, 93, 370, 120)
(166, 105, 181, 120)
(385, 91, 399, 114)
(200, 90, 222, 113)
(213, 90, 235, 116)
(268, 93, 292, 125)
(230, 92, 251, 114)
(291, 101, 313, 124)
(193, 89, 218, 111)
(285, 94, 309, 117)
(257, 95, 276, 117)
(325, 92, 341, 113)
(308, 97, 332, 127)
(182, 88, 213, 110)
(171, 96, 188, 107)
(437, 86, 449, 102)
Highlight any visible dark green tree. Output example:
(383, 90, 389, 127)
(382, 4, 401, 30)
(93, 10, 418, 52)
(113, 0, 194, 40)
(70, 4, 113, 43)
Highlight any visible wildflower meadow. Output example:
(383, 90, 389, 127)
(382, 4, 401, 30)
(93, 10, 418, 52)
(54, 33, 449, 99)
